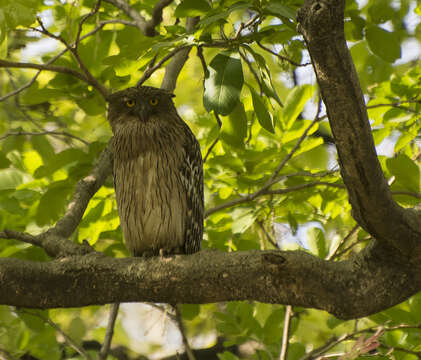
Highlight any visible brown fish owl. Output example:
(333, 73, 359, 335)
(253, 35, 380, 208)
(107, 86, 204, 256)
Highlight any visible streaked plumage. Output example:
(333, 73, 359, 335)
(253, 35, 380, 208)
(107, 86, 203, 256)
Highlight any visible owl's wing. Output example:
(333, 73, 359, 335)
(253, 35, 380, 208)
(180, 127, 204, 254)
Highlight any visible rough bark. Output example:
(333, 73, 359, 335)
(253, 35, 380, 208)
(297, 0, 421, 256)
(1, 0, 421, 321)
(0, 246, 420, 320)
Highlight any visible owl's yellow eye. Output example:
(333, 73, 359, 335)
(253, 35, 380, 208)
(125, 99, 136, 107)
(149, 98, 159, 106)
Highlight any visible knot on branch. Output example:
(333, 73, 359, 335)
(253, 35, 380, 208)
(296, 0, 345, 42)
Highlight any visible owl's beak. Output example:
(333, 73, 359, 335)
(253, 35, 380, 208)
(137, 105, 148, 122)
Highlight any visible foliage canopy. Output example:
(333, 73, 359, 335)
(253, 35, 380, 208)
(0, 0, 420, 359)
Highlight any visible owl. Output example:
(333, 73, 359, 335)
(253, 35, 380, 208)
(107, 86, 204, 256)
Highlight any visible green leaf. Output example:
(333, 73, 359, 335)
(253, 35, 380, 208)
(326, 315, 344, 329)
(198, 2, 249, 27)
(287, 212, 298, 235)
(21, 86, 66, 105)
(217, 351, 240, 360)
(307, 227, 327, 258)
(0, 169, 25, 190)
(394, 132, 416, 153)
(0, 197, 25, 215)
(0, 32, 7, 58)
(292, 144, 327, 170)
(287, 343, 306, 360)
(67, 317, 86, 343)
(220, 102, 247, 148)
(203, 53, 244, 116)
(174, 0, 211, 17)
(76, 91, 106, 116)
(0, 151, 11, 169)
(248, 86, 274, 133)
(34, 148, 87, 178)
(36, 183, 72, 226)
(263, 2, 296, 20)
(0, 0, 38, 29)
(18, 310, 48, 332)
(115, 27, 155, 59)
(386, 154, 420, 192)
(180, 304, 200, 320)
(263, 308, 284, 344)
(366, 25, 401, 63)
(282, 85, 314, 129)
(231, 207, 255, 234)
(32, 136, 55, 163)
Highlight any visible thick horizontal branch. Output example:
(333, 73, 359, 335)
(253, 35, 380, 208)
(296, 0, 421, 254)
(0, 246, 420, 319)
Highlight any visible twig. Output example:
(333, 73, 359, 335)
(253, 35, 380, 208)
(300, 323, 421, 360)
(35, 17, 109, 99)
(0, 229, 93, 258)
(146, 303, 177, 321)
(196, 46, 209, 78)
(392, 190, 421, 199)
(149, 0, 174, 35)
(0, 130, 89, 146)
(103, 0, 174, 36)
(161, 17, 199, 92)
(333, 236, 370, 259)
(280, 306, 293, 360)
(239, 49, 263, 93)
(75, 0, 102, 47)
(16, 310, 92, 360)
(51, 141, 113, 238)
(0, 59, 89, 83)
(203, 136, 220, 163)
(0, 230, 42, 247)
(268, 97, 323, 184)
(1, 20, 112, 102)
(327, 224, 359, 260)
(378, 344, 421, 358)
(257, 41, 312, 67)
(137, 46, 190, 87)
(173, 305, 196, 360)
(0, 70, 42, 102)
(99, 303, 120, 360)
(367, 100, 420, 113)
(257, 220, 279, 249)
(205, 178, 343, 218)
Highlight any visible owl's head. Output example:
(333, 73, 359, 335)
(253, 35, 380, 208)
(107, 86, 176, 129)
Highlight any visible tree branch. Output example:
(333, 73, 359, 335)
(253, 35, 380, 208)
(0, 59, 88, 83)
(0, 131, 89, 146)
(50, 141, 113, 239)
(103, 0, 174, 36)
(160, 17, 199, 92)
(0, 245, 420, 320)
(296, 0, 421, 255)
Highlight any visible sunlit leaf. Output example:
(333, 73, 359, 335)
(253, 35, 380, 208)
(307, 227, 327, 258)
(220, 102, 247, 148)
(282, 85, 315, 129)
(386, 154, 420, 192)
(174, 0, 212, 17)
(203, 53, 244, 115)
(366, 25, 401, 63)
(248, 86, 275, 133)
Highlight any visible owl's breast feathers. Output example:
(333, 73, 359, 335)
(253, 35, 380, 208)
(112, 114, 203, 256)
